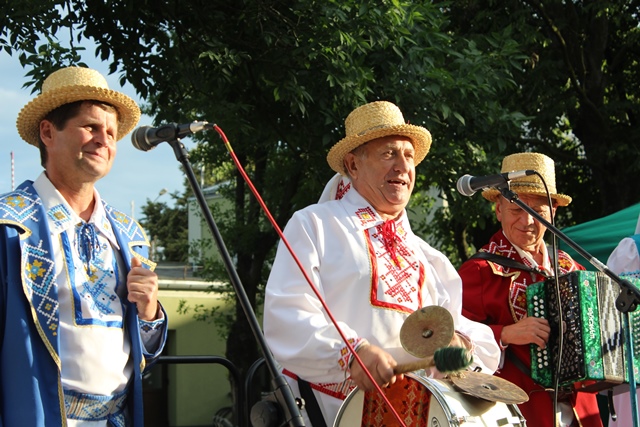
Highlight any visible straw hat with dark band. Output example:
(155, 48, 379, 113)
(327, 101, 432, 175)
(16, 67, 141, 147)
(482, 152, 572, 206)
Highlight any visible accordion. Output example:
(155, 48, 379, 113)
(526, 271, 640, 392)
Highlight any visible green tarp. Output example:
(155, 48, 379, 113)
(559, 203, 640, 270)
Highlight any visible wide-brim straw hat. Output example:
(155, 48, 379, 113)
(327, 101, 432, 175)
(482, 152, 572, 206)
(16, 66, 141, 146)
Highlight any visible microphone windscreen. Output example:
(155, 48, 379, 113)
(456, 174, 475, 197)
(131, 126, 154, 151)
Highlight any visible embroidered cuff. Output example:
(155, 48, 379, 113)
(344, 338, 369, 373)
(139, 317, 165, 334)
(338, 338, 366, 371)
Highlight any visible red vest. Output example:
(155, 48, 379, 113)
(458, 230, 603, 427)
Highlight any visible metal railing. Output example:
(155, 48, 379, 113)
(156, 356, 272, 427)
(157, 355, 245, 426)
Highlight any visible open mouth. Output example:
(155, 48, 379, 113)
(388, 179, 407, 186)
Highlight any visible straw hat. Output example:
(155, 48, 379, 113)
(326, 101, 432, 175)
(16, 66, 141, 146)
(482, 152, 572, 206)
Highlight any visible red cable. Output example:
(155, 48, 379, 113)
(213, 124, 408, 427)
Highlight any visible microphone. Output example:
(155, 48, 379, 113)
(131, 121, 213, 151)
(456, 170, 535, 197)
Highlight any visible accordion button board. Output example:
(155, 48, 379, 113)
(530, 294, 551, 371)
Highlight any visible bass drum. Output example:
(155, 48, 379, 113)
(334, 372, 526, 426)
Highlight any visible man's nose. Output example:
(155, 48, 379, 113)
(395, 155, 412, 171)
(93, 129, 113, 147)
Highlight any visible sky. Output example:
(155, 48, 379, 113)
(0, 50, 195, 220)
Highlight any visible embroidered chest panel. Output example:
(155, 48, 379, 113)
(364, 221, 424, 313)
(63, 225, 125, 328)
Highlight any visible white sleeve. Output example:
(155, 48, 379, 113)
(263, 212, 360, 384)
(607, 237, 640, 275)
(419, 240, 501, 375)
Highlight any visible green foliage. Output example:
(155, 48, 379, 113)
(8, 0, 639, 382)
(447, 0, 640, 224)
(2, 0, 527, 376)
(140, 192, 189, 262)
(0, 0, 89, 90)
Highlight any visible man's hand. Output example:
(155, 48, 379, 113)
(501, 316, 550, 349)
(350, 344, 403, 391)
(126, 256, 160, 321)
(449, 332, 471, 350)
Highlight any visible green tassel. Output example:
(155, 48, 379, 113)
(433, 347, 473, 373)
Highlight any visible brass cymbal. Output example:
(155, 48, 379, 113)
(450, 371, 529, 404)
(400, 305, 454, 358)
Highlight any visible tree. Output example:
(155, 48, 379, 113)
(5, 2, 640, 422)
(140, 192, 189, 262)
(444, 0, 640, 254)
(0, 0, 550, 409)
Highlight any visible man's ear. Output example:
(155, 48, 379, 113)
(344, 152, 358, 179)
(39, 120, 55, 147)
(495, 199, 503, 222)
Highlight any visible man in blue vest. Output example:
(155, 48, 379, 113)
(0, 66, 167, 426)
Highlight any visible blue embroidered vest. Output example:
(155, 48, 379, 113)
(0, 180, 155, 365)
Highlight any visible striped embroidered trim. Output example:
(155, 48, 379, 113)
(343, 338, 369, 372)
(140, 317, 165, 334)
(335, 179, 351, 200)
(64, 387, 128, 426)
(282, 369, 356, 401)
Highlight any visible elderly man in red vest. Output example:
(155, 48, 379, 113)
(458, 152, 603, 427)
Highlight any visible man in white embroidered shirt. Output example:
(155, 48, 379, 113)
(263, 100, 500, 426)
(0, 66, 167, 426)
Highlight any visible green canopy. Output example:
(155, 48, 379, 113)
(559, 203, 640, 270)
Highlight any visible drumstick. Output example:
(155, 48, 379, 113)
(394, 357, 436, 374)
(394, 347, 473, 375)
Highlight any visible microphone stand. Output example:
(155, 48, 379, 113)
(498, 185, 640, 427)
(164, 137, 305, 427)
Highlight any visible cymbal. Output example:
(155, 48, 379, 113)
(400, 306, 454, 358)
(450, 371, 529, 404)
